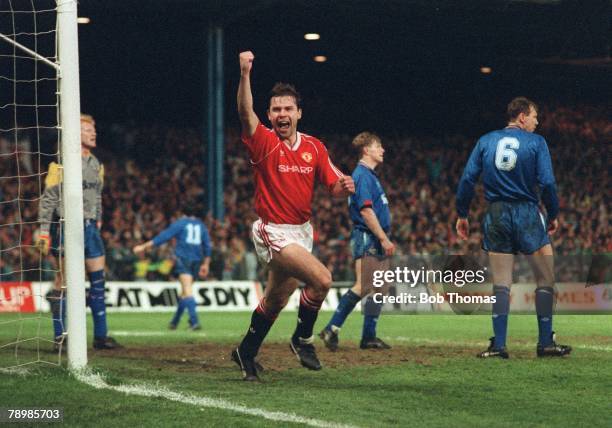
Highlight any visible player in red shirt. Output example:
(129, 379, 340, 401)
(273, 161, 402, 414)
(231, 51, 355, 381)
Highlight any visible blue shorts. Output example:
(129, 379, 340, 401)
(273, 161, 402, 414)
(350, 229, 384, 259)
(482, 201, 550, 255)
(52, 219, 105, 259)
(84, 220, 105, 259)
(174, 257, 201, 278)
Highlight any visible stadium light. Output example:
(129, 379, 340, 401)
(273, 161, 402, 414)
(480, 66, 492, 74)
(304, 33, 320, 40)
(77, 17, 91, 24)
(313, 55, 327, 63)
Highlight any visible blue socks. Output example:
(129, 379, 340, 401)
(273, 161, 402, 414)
(170, 296, 199, 328)
(88, 270, 107, 338)
(536, 287, 554, 346)
(184, 296, 199, 327)
(492, 285, 510, 349)
(170, 297, 187, 326)
(362, 295, 383, 340)
(48, 291, 66, 338)
(326, 289, 361, 331)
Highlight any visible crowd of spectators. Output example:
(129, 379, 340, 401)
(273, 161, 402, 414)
(0, 105, 609, 283)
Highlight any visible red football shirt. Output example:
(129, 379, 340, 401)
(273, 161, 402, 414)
(242, 123, 344, 224)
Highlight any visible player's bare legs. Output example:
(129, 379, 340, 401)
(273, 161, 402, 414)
(264, 265, 300, 313)
(526, 244, 570, 355)
(178, 275, 194, 298)
(169, 274, 200, 330)
(235, 244, 330, 376)
(480, 251, 514, 357)
(269, 244, 332, 300)
(270, 244, 330, 370)
(350, 258, 363, 295)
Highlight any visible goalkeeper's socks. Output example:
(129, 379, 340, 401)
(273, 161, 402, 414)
(362, 294, 383, 339)
(239, 298, 277, 358)
(88, 270, 108, 338)
(536, 287, 554, 346)
(170, 297, 187, 326)
(184, 296, 199, 327)
(326, 289, 361, 331)
(492, 285, 510, 349)
(47, 290, 66, 338)
(292, 288, 324, 341)
(52, 299, 66, 338)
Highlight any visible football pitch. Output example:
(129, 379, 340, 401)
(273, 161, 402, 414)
(1, 311, 611, 427)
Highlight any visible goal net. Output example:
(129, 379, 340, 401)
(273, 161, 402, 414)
(0, 0, 87, 370)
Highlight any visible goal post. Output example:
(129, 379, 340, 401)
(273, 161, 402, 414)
(57, 0, 87, 370)
(0, 0, 87, 370)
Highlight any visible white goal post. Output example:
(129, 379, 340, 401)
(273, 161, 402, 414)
(0, 0, 87, 370)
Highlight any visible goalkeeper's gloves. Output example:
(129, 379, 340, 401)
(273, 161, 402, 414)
(35, 232, 51, 255)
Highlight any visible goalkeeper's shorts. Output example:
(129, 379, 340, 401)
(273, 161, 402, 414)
(51, 219, 105, 259)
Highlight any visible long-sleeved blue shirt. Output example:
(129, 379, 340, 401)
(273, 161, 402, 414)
(456, 127, 559, 221)
(152, 217, 211, 261)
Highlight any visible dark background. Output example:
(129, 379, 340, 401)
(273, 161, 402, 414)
(73, 0, 611, 135)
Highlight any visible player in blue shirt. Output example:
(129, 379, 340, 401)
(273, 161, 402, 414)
(456, 97, 571, 358)
(320, 132, 395, 351)
(133, 202, 211, 330)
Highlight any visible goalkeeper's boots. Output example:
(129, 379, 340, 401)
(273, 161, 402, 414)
(231, 347, 260, 382)
(360, 337, 392, 350)
(290, 335, 322, 370)
(93, 336, 123, 350)
(477, 337, 509, 359)
(319, 327, 339, 351)
(537, 332, 572, 357)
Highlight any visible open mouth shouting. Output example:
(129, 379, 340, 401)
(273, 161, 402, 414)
(276, 120, 291, 133)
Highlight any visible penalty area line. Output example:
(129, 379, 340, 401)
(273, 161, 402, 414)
(75, 370, 358, 428)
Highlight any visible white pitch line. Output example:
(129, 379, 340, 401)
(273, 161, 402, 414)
(75, 370, 358, 428)
(387, 336, 612, 352)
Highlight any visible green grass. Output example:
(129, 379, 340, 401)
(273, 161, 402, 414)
(1, 311, 611, 427)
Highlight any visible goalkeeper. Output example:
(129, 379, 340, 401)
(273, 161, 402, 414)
(37, 114, 121, 351)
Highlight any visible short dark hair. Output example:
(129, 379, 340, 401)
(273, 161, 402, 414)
(269, 82, 301, 109)
(352, 132, 381, 158)
(182, 201, 197, 217)
(507, 97, 538, 121)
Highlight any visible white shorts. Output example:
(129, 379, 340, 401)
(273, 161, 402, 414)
(252, 219, 314, 264)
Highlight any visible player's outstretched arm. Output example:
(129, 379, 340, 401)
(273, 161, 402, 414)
(237, 51, 259, 137)
(133, 240, 153, 255)
(361, 207, 395, 256)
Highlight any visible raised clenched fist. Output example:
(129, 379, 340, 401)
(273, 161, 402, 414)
(239, 51, 254, 75)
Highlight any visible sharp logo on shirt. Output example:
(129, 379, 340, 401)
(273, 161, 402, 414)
(301, 152, 313, 163)
(278, 165, 314, 174)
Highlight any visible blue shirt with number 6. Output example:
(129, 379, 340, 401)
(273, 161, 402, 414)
(152, 217, 211, 261)
(456, 126, 559, 221)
